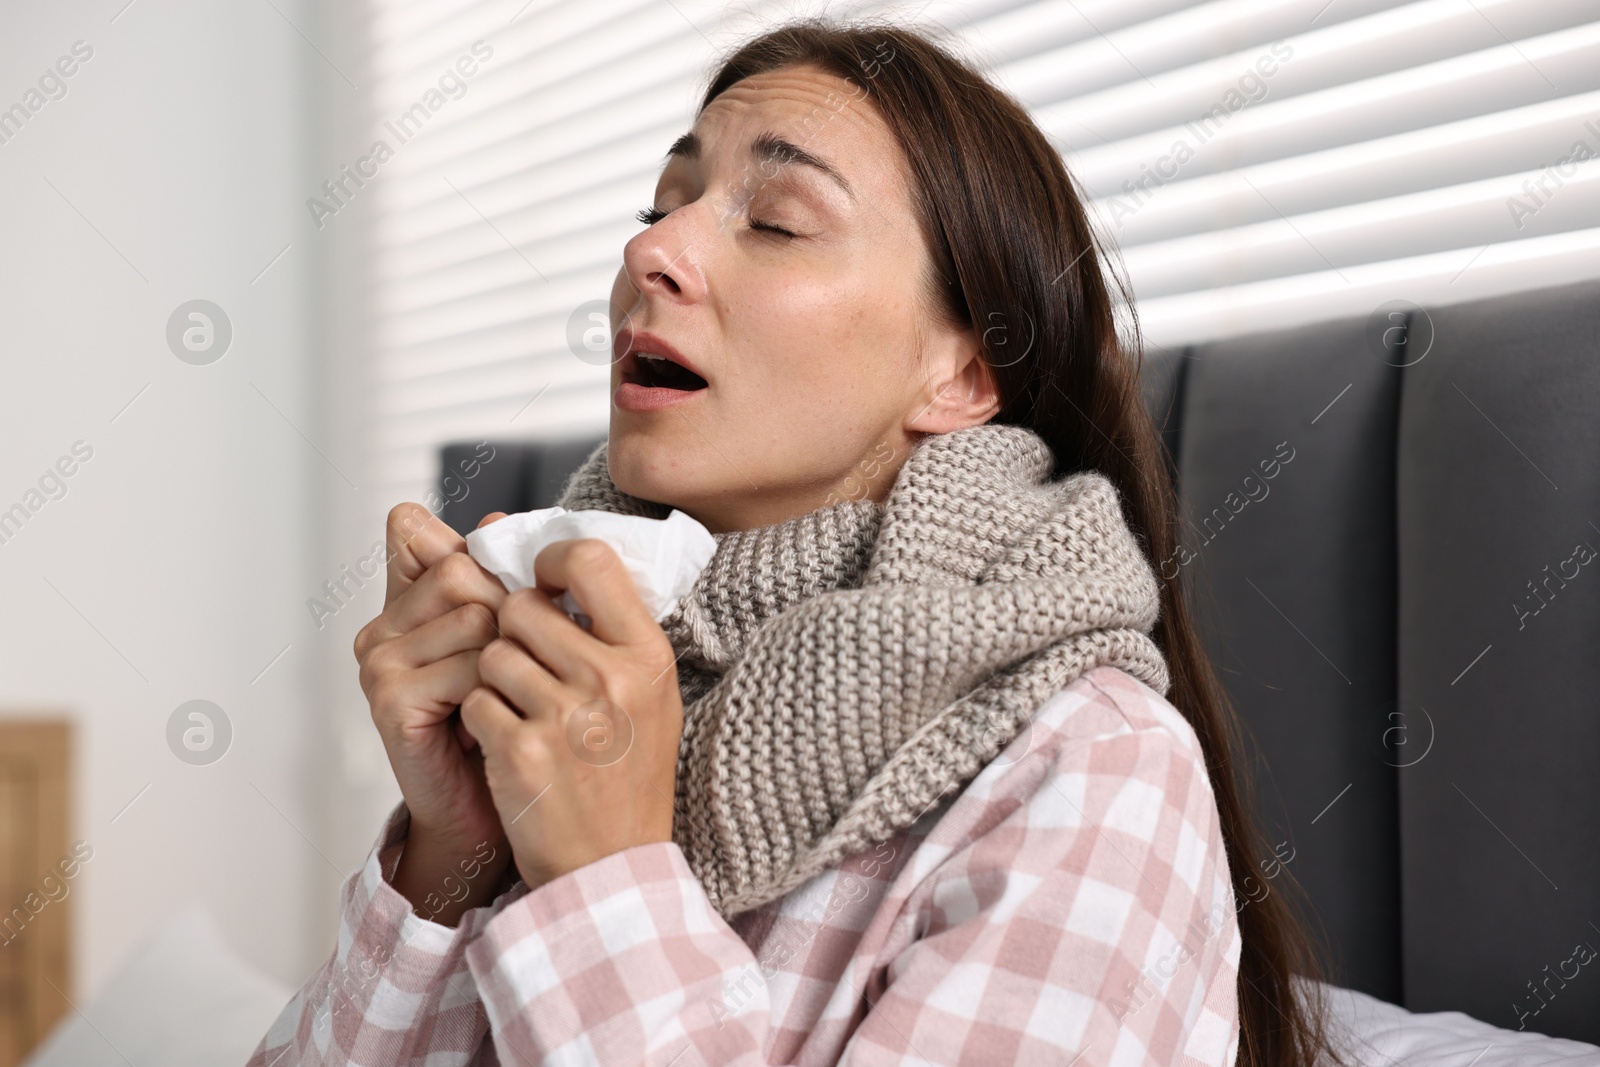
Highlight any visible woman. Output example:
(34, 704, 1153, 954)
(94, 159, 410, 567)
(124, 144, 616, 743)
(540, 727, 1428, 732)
(252, 18, 1344, 1067)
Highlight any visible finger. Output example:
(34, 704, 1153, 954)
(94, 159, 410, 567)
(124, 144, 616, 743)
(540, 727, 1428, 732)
(359, 602, 498, 691)
(477, 635, 566, 723)
(476, 511, 508, 530)
(380, 553, 508, 646)
(384, 503, 466, 605)
(371, 650, 482, 734)
(459, 685, 527, 757)
(496, 587, 596, 687)
(532, 539, 659, 648)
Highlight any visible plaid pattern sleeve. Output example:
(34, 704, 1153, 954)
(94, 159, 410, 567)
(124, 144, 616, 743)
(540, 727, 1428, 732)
(246, 804, 526, 1067)
(457, 664, 1242, 1066)
(247, 666, 1239, 1064)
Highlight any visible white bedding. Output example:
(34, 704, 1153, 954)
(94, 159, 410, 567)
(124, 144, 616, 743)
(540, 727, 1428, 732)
(1316, 978, 1600, 1066)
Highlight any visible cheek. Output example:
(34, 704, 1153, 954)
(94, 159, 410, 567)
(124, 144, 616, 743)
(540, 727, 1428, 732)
(727, 274, 911, 400)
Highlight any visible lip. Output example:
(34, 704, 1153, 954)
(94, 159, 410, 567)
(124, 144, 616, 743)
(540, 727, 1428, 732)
(612, 329, 709, 413)
(613, 330, 708, 382)
(614, 380, 705, 411)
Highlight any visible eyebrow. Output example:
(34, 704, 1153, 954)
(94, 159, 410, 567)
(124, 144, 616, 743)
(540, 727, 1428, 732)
(665, 130, 855, 200)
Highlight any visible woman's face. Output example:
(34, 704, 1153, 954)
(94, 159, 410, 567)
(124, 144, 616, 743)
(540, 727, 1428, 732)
(606, 64, 999, 533)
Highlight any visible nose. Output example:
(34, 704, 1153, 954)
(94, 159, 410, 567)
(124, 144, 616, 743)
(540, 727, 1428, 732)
(621, 214, 706, 305)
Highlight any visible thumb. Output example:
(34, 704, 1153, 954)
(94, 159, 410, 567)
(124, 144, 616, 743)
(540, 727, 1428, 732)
(476, 511, 508, 530)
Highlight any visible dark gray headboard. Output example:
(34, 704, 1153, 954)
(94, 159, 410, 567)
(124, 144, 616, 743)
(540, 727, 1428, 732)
(440, 278, 1600, 1041)
(1141, 277, 1600, 1040)
(438, 435, 603, 535)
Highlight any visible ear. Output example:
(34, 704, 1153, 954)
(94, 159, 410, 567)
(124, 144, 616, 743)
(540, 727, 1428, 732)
(905, 329, 1001, 434)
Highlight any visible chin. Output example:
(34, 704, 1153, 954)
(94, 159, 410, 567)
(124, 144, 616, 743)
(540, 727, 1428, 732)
(607, 427, 692, 511)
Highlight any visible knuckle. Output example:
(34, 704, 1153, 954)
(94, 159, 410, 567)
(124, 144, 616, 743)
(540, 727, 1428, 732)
(648, 640, 678, 681)
(434, 551, 478, 594)
(386, 502, 431, 541)
(367, 676, 402, 717)
(460, 685, 497, 720)
(458, 601, 498, 641)
(513, 729, 548, 767)
(357, 658, 378, 696)
(353, 614, 390, 663)
(360, 643, 398, 692)
(476, 633, 508, 675)
(478, 637, 518, 676)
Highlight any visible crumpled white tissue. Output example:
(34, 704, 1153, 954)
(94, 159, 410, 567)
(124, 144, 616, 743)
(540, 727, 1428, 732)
(465, 506, 717, 624)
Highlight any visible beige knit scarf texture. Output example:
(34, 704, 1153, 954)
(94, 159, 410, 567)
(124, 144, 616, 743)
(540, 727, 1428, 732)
(556, 422, 1170, 918)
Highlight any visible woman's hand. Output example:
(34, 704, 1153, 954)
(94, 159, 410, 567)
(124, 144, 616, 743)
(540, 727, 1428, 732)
(353, 503, 514, 923)
(459, 538, 684, 890)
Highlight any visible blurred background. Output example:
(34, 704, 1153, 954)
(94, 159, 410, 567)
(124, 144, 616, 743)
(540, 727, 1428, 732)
(0, 0, 1597, 1062)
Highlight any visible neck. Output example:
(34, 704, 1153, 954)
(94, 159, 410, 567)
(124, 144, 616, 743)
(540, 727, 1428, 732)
(684, 488, 874, 535)
(674, 442, 915, 534)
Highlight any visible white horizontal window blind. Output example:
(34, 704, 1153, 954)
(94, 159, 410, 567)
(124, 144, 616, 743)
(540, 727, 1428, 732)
(358, 0, 1600, 506)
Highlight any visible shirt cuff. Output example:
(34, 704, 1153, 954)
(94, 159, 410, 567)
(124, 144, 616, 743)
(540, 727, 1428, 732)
(356, 803, 529, 965)
(293, 804, 521, 1057)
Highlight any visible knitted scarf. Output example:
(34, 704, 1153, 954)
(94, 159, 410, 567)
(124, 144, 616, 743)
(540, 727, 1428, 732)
(556, 422, 1170, 918)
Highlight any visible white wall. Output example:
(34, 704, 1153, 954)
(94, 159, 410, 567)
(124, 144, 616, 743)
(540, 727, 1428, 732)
(312, 0, 417, 947)
(0, 0, 340, 997)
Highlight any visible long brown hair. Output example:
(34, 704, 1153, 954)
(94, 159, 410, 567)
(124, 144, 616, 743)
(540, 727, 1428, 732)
(702, 19, 1345, 1067)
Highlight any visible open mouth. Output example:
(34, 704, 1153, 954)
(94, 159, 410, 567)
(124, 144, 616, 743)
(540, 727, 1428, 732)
(626, 352, 708, 391)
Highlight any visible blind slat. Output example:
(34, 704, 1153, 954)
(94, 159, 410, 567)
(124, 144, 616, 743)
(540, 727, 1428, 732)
(358, 0, 1600, 503)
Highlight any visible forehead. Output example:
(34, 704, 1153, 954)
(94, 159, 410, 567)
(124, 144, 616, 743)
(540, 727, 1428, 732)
(689, 65, 903, 183)
(702, 64, 865, 119)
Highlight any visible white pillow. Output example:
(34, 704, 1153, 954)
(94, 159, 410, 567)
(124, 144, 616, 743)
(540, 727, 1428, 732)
(1314, 979, 1600, 1066)
(23, 903, 293, 1067)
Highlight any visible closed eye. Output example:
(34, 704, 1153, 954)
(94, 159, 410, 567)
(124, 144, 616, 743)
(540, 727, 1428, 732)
(636, 205, 798, 239)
